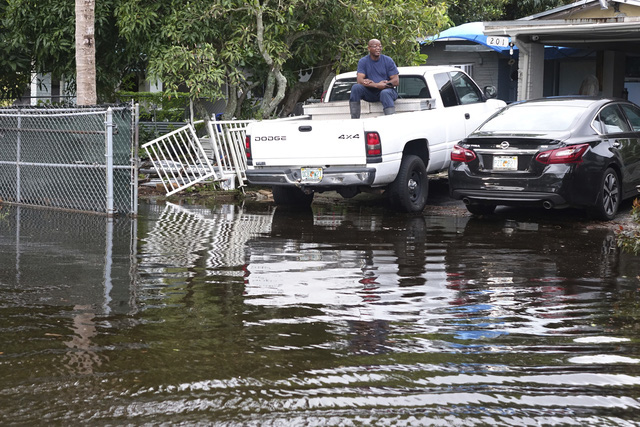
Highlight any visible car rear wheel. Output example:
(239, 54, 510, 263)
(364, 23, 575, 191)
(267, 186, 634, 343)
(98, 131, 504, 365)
(387, 154, 428, 213)
(589, 167, 620, 221)
(465, 203, 496, 216)
(272, 186, 314, 207)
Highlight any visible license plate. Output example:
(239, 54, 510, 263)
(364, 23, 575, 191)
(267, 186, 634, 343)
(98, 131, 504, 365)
(301, 167, 323, 182)
(493, 156, 518, 171)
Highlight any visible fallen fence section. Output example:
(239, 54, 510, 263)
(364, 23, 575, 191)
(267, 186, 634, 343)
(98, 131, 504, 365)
(0, 106, 138, 216)
(141, 118, 254, 196)
(203, 119, 253, 188)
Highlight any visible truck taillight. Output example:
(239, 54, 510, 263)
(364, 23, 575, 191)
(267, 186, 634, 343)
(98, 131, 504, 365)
(365, 132, 382, 162)
(451, 145, 476, 162)
(245, 135, 252, 165)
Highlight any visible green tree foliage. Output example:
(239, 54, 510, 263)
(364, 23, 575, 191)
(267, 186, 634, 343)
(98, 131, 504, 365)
(1, 0, 143, 102)
(617, 199, 640, 256)
(447, 0, 576, 26)
(12, 0, 580, 115)
(0, 0, 580, 111)
(0, 2, 30, 99)
(0, 0, 448, 117)
(503, 0, 575, 20)
(137, 0, 449, 118)
(447, 0, 509, 26)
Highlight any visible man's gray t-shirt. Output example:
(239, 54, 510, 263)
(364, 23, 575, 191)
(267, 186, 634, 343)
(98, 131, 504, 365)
(357, 55, 399, 83)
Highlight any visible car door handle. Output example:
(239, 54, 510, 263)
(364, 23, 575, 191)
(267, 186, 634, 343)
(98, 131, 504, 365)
(612, 140, 621, 148)
(299, 126, 312, 132)
(465, 113, 470, 120)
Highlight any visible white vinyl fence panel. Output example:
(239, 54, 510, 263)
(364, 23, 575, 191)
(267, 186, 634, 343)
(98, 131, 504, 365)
(142, 118, 254, 196)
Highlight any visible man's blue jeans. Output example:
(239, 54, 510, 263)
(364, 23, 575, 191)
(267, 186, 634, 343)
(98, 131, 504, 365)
(349, 84, 398, 109)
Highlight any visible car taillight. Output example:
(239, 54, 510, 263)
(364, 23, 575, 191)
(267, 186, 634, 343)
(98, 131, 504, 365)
(245, 135, 252, 165)
(365, 132, 382, 161)
(536, 143, 589, 164)
(451, 145, 476, 162)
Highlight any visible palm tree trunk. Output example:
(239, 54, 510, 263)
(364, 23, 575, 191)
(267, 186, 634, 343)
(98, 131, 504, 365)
(75, 0, 96, 105)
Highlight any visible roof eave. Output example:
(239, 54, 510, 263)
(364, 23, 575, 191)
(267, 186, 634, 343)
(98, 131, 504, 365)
(519, 0, 592, 21)
(483, 17, 640, 37)
(518, 0, 640, 21)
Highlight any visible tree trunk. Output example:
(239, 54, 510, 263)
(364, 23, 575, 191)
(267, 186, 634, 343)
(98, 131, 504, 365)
(224, 84, 238, 120)
(75, 0, 96, 105)
(254, 6, 287, 118)
(279, 65, 334, 117)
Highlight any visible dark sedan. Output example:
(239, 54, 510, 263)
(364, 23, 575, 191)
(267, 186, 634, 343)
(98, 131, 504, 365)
(448, 97, 640, 220)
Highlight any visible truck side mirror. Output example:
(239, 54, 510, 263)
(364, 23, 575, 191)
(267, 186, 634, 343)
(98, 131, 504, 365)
(484, 86, 498, 99)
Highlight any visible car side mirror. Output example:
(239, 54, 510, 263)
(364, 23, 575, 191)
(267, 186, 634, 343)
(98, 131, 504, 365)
(484, 86, 498, 99)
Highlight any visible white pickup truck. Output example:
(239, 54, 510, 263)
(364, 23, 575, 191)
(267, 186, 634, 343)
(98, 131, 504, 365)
(245, 65, 506, 212)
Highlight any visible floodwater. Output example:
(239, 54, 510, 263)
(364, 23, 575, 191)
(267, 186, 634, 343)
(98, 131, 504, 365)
(1, 199, 640, 425)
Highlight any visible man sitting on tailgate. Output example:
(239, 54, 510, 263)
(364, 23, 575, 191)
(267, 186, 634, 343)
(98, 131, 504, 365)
(349, 38, 399, 119)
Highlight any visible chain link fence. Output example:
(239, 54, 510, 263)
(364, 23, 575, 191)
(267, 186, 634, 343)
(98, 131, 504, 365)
(0, 105, 137, 216)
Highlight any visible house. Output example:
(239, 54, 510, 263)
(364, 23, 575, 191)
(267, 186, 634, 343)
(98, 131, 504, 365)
(422, 0, 640, 104)
(421, 22, 522, 103)
(19, 73, 162, 106)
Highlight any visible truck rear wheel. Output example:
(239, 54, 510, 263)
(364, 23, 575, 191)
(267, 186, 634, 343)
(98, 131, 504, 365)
(272, 186, 314, 207)
(387, 154, 428, 213)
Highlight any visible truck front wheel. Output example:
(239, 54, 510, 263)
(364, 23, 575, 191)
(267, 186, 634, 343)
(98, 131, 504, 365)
(272, 186, 314, 207)
(387, 154, 428, 213)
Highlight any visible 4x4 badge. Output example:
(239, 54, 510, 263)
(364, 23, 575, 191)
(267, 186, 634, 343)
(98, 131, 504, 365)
(500, 141, 510, 149)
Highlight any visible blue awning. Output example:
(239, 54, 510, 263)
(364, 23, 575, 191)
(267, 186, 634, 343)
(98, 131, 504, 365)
(423, 22, 591, 60)
(424, 22, 512, 54)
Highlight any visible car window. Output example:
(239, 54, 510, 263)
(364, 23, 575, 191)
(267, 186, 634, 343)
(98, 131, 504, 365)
(595, 105, 631, 134)
(328, 75, 430, 101)
(450, 71, 483, 105)
(621, 104, 640, 132)
(397, 76, 430, 99)
(478, 104, 586, 132)
(328, 78, 357, 101)
(434, 73, 458, 107)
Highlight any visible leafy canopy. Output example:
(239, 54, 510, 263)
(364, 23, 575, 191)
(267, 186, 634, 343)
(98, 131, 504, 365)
(0, 0, 575, 115)
(140, 0, 450, 117)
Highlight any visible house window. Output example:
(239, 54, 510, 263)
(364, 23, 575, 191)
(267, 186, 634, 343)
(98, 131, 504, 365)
(453, 64, 474, 78)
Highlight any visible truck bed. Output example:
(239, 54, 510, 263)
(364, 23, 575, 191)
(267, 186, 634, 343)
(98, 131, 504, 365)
(303, 98, 435, 120)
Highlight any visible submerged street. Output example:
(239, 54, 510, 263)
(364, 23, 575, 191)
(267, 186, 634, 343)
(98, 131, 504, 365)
(1, 185, 639, 424)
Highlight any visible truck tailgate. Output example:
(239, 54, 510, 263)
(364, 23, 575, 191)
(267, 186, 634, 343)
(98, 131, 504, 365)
(248, 119, 367, 166)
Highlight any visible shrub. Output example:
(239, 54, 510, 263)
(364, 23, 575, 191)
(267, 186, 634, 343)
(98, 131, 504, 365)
(617, 198, 640, 255)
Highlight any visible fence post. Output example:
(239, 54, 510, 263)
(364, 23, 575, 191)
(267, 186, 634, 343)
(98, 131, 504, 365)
(105, 107, 114, 216)
(16, 111, 21, 203)
(103, 217, 113, 314)
(133, 103, 139, 216)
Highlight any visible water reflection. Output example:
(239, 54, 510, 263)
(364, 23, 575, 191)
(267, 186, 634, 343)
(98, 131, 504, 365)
(0, 205, 138, 420)
(1, 201, 640, 424)
(243, 206, 464, 357)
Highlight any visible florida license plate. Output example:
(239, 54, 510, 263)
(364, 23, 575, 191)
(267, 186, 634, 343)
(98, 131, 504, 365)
(493, 156, 518, 171)
(301, 167, 323, 182)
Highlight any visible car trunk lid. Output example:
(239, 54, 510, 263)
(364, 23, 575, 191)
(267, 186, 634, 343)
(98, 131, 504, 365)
(464, 133, 569, 175)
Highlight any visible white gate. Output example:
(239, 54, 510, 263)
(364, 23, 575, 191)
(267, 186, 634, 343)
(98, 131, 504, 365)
(203, 119, 253, 187)
(141, 118, 253, 196)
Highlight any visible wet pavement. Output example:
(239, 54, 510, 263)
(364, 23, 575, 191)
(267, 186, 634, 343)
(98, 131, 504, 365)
(1, 180, 639, 424)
